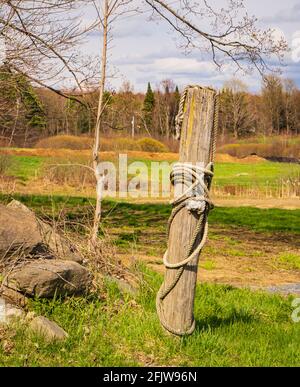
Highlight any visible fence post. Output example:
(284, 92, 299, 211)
(157, 86, 218, 335)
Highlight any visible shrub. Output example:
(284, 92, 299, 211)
(100, 137, 137, 152)
(35, 135, 93, 150)
(137, 138, 169, 153)
(101, 137, 168, 152)
(36, 135, 170, 153)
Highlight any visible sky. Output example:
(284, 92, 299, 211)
(83, 0, 300, 93)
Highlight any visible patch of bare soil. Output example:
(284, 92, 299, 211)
(214, 198, 300, 210)
(215, 153, 266, 164)
(119, 225, 300, 289)
(240, 155, 266, 163)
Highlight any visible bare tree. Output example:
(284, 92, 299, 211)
(90, 0, 109, 245)
(90, 0, 136, 245)
(0, 0, 98, 104)
(144, 0, 287, 74)
(89, 0, 288, 244)
(220, 78, 254, 139)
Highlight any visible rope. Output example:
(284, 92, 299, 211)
(157, 86, 219, 336)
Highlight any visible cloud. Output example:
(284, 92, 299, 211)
(262, 4, 300, 23)
(137, 58, 218, 76)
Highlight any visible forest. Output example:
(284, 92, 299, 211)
(1, 70, 300, 147)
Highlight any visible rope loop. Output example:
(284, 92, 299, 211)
(156, 162, 214, 336)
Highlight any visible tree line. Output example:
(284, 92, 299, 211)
(0, 72, 299, 147)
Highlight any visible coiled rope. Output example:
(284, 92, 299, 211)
(157, 86, 219, 336)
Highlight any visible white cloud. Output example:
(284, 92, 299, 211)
(81, 0, 300, 92)
(139, 58, 216, 75)
(291, 31, 300, 63)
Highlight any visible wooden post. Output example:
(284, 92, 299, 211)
(158, 86, 217, 335)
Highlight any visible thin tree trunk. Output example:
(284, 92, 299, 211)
(91, 0, 109, 245)
(9, 97, 20, 147)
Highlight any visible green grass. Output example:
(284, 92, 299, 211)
(6, 155, 44, 181)
(214, 162, 300, 188)
(278, 253, 300, 270)
(1, 266, 299, 367)
(0, 193, 299, 366)
(1, 193, 299, 235)
(3, 153, 300, 190)
(200, 260, 216, 271)
(209, 206, 300, 233)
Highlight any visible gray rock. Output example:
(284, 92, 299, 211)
(0, 201, 82, 263)
(0, 297, 25, 325)
(4, 260, 92, 298)
(113, 278, 138, 297)
(29, 316, 68, 342)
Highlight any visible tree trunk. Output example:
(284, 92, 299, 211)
(91, 0, 109, 245)
(158, 86, 217, 335)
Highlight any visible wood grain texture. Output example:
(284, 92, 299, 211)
(161, 86, 216, 333)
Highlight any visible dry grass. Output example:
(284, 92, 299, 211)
(34, 135, 169, 153)
(1, 147, 179, 162)
(1, 146, 273, 164)
(41, 207, 140, 292)
(35, 135, 94, 150)
(219, 138, 300, 159)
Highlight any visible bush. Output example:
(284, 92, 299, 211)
(36, 135, 170, 153)
(100, 137, 137, 152)
(35, 135, 93, 150)
(101, 137, 168, 152)
(136, 138, 168, 153)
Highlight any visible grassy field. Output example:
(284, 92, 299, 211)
(0, 151, 300, 366)
(1, 151, 300, 199)
(1, 193, 299, 233)
(0, 193, 299, 287)
(1, 265, 299, 367)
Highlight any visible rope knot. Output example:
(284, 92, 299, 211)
(186, 199, 206, 215)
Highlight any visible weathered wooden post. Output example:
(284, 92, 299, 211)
(156, 85, 218, 336)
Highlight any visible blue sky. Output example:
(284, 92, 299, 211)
(84, 0, 300, 93)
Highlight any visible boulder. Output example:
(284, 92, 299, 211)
(4, 260, 92, 298)
(107, 276, 139, 297)
(0, 201, 82, 263)
(29, 316, 68, 342)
